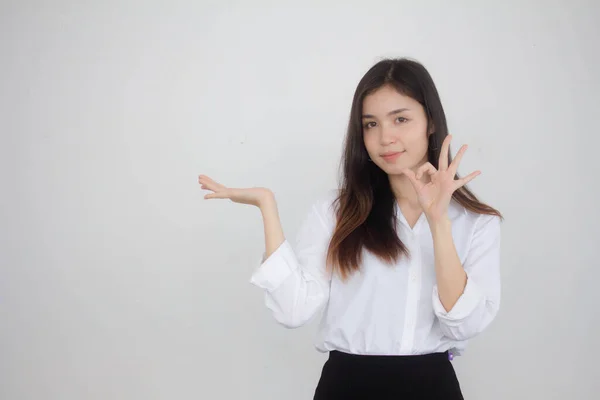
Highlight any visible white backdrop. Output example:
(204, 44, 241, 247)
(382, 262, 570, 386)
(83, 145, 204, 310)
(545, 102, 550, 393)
(1, 1, 599, 399)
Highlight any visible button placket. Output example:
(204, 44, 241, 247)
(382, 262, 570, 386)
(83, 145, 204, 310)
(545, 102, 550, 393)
(399, 231, 421, 354)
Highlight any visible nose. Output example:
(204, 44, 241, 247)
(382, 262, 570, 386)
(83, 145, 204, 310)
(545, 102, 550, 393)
(379, 125, 397, 145)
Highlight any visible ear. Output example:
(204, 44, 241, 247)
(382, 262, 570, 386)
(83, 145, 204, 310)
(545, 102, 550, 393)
(427, 121, 436, 136)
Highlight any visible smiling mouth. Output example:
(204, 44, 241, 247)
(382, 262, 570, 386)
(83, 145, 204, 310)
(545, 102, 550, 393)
(380, 151, 404, 161)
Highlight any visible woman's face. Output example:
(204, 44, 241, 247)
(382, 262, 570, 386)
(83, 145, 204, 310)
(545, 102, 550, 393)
(362, 84, 431, 175)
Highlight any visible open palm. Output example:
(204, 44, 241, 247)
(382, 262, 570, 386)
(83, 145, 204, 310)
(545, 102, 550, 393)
(402, 135, 480, 222)
(198, 175, 273, 207)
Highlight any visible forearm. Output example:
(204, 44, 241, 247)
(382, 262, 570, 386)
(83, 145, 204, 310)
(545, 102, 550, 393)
(251, 197, 330, 329)
(430, 217, 467, 312)
(259, 192, 286, 258)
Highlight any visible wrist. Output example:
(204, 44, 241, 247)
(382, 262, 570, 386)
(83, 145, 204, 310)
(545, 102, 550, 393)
(428, 216, 452, 235)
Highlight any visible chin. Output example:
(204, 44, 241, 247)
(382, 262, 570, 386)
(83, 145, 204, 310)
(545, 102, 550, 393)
(377, 163, 410, 175)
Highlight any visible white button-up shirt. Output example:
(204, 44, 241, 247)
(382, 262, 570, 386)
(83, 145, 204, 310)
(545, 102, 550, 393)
(250, 191, 501, 356)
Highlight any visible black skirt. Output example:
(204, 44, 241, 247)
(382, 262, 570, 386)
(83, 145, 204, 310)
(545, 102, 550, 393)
(313, 350, 464, 400)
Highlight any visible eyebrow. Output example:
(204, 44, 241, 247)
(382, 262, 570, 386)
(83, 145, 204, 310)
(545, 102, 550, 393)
(362, 108, 410, 119)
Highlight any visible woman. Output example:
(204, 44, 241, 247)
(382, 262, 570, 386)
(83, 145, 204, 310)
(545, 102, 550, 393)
(199, 58, 502, 399)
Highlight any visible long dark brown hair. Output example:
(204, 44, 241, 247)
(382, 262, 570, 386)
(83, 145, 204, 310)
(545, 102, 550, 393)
(326, 58, 502, 280)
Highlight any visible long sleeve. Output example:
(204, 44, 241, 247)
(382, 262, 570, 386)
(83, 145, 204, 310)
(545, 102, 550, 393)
(249, 201, 333, 328)
(432, 213, 501, 341)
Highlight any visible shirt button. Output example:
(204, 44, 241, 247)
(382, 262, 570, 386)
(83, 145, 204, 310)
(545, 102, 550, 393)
(410, 273, 417, 282)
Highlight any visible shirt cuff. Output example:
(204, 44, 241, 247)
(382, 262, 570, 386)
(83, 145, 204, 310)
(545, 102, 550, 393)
(432, 274, 484, 324)
(249, 240, 298, 292)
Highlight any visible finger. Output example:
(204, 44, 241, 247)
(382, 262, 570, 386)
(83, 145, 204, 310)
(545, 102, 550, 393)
(454, 170, 481, 189)
(438, 135, 452, 171)
(416, 162, 437, 180)
(198, 175, 227, 191)
(200, 181, 220, 192)
(449, 144, 468, 175)
(402, 169, 423, 191)
(198, 175, 222, 188)
(204, 190, 231, 200)
(200, 184, 216, 192)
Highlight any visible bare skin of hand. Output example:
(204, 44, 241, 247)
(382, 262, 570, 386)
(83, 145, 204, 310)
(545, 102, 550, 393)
(402, 135, 480, 222)
(198, 175, 274, 208)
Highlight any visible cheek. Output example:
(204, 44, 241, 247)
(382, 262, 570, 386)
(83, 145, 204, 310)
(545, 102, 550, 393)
(404, 127, 429, 152)
(363, 133, 377, 154)
(399, 129, 429, 166)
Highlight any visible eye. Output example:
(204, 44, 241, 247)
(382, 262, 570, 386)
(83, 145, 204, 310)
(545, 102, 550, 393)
(363, 121, 377, 129)
(396, 117, 408, 123)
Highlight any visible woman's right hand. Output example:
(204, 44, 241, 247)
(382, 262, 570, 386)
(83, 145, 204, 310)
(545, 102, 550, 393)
(198, 175, 274, 208)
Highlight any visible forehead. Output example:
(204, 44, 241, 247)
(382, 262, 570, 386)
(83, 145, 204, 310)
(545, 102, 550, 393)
(362, 85, 420, 115)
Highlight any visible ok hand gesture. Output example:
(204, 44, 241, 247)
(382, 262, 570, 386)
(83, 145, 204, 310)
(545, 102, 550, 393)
(402, 135, 480, 222)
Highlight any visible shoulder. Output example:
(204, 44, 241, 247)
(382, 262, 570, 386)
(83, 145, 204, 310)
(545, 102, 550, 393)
(305, 189, 339, 231)
(313, 189, 340, 212)
(451, 200, 502, 238)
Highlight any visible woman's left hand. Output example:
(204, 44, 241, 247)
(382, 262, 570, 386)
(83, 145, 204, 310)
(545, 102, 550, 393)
(402, 135, 480, 223)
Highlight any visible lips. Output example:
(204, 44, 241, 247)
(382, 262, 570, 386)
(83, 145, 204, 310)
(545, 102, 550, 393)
(380, 151, 404, 162)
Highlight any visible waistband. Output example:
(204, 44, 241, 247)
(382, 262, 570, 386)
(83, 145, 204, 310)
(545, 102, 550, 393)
(329, 350, 450, 364)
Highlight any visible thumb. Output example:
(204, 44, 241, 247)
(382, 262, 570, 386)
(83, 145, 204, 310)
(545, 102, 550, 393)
(402, 169, 421, 190)
(204, 191, 229, 200)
